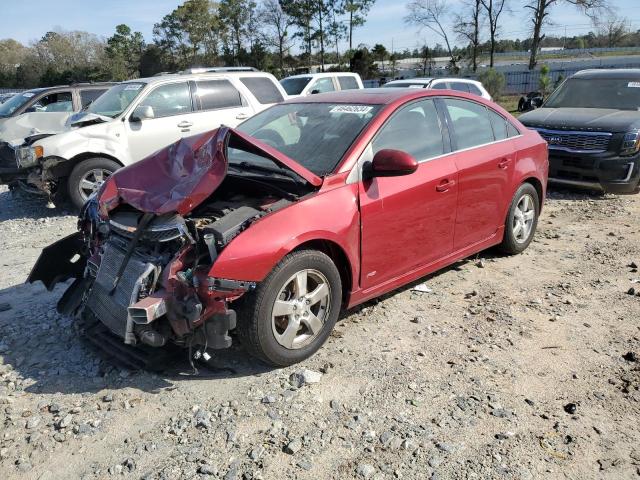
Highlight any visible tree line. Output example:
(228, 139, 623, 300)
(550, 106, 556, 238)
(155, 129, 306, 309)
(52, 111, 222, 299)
(0, 0, 637, 89)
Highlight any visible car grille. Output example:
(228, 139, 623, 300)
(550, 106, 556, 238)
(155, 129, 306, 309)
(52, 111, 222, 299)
(85, 242, 156, 341)
(535, 129, 612, 153)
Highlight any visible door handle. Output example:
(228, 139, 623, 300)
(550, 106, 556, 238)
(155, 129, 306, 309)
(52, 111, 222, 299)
(177, 121, 193, 128)
(436, 179, 455, 192)
(498, 158, 512, 169)
(235, 113, 249, 120)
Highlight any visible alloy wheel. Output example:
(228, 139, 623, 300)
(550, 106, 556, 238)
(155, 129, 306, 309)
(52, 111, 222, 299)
(512, 193, 535, 243)
(271, 269, 331, 350)
(78, 168, 111, 202)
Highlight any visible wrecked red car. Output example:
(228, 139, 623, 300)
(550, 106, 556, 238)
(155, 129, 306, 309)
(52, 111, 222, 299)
(29, 89, 548, 367)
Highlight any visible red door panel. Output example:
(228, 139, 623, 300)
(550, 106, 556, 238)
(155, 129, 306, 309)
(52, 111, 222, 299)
(359, 156, 458, 290)
(452, 140, 514, 250)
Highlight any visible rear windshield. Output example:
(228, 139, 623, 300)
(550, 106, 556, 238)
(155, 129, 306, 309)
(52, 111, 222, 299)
(280, 77, 312, 96)
(545, 78, 640, 110)
(232, 103, 381, 176)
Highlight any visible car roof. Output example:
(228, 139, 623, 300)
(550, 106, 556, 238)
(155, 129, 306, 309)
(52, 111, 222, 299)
(127, 71, 279, 85)
(572, 68, 640, 80)
(281, 87, 478, 105)
(283, 72, 359, 80)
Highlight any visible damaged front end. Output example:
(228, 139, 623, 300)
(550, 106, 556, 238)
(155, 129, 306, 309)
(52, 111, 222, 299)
(28, 127, 318, 366)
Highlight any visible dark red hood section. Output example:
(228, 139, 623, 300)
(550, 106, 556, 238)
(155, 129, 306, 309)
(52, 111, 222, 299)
(98, 127, 322, 216)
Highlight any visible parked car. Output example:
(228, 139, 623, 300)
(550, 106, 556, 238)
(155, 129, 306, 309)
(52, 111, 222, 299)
(0, 92, 16, 104)
(280, 72, 363, 97)
(0, 83, 114, 123)
(29, 88, 548, 368)
(2, 70, 288, 209)
(519, 69, 640, 194)
(382, 77, 492, 101)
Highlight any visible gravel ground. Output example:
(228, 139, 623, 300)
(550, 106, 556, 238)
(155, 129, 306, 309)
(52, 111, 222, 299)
(0, 184, 639, 480)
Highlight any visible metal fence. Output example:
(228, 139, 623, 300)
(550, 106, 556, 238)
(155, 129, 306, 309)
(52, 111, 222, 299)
(494, 46, 640, 58)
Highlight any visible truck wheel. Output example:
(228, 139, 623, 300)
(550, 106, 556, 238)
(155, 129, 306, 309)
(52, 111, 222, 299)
(68, 158, 120, 210)
(499, 183, 540, 255)
(237, 250, 342, 367)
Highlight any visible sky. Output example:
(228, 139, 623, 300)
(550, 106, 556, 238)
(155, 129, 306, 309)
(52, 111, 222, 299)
(1, 0, 639, 53)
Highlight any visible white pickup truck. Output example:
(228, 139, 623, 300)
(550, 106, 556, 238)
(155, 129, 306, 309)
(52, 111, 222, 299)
(6, 69, 288, 209)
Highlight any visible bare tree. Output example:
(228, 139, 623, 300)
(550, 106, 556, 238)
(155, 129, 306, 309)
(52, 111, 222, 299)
(594, 11, 629, 47)
(453, 0, 483, 72)
(261, 0, 294, 76)
(405, 0, 456, 68)
(479, 0, 508, 68)
(525, 0, 607, 70)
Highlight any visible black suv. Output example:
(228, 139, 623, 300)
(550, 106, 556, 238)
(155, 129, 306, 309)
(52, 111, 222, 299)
(519, 69, 640, 194)
(0, 83, 115, 121)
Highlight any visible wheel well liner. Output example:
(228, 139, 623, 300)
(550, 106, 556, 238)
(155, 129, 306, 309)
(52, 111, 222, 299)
(292, 239, 353, 306)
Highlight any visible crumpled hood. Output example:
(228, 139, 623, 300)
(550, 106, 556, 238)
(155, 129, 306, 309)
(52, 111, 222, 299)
(66, 111, 113, 128)
(99, 127, 322, 216)
(0, 112, 72, 145)
(520, 107, 640, 133)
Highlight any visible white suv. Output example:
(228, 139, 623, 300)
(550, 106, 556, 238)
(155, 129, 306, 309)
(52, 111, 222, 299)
(12, 70, 288, 208)
(280, 72, 363, 98)
(383, 77, 492, 101)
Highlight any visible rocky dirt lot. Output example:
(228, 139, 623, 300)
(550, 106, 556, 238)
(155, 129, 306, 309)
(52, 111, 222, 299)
(0, 184, 639, 480)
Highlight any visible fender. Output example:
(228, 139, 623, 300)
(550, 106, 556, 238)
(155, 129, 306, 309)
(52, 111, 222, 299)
(35, 120, 131, 166)
(208, 182, 361, 289)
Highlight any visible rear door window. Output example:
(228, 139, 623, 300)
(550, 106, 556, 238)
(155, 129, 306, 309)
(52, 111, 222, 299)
(467, 84, 483, 97)
(310, 78, 336, 94)
(80, 88, 108, 108)
(444, 98, 494, 150)
(488, 109, 508, 141)
(31, 91, 73, 112)
(449, 82, 471, 93)
(140, 82, 192, 118)
(195, 79, 243, 110)
(431, 82, 449, 90)
(239, 77, 284, 104)
(338, 76, 359, 90)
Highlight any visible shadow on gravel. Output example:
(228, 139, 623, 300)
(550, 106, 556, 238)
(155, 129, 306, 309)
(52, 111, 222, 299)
(0, 281, 275, 398)
(0, 189, 72, 222)
(546, 185, 610, 202)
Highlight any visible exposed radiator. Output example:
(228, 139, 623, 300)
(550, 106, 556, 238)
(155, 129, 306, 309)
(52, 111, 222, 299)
(85, 242, 156, 344)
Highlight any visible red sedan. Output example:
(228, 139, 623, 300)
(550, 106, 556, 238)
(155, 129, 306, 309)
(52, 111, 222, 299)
(30, 88, 548, 368)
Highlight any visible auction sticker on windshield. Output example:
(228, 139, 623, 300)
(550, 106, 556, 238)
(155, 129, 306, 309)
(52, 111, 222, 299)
(124, 84, 143, 91)
(628, 82, 640, 88)
(330, 105, 373, 114)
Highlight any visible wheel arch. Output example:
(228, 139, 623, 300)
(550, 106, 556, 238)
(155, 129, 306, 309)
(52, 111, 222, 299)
(48, 152, 124, 179)
(522, 176, 544, 210)
(291, 239, 353, 307)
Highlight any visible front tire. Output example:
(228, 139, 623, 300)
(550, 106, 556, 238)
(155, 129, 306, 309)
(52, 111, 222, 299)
(67, 158, 120, 210)
(499, 183, 540, 255)
(237, 250, 342, 367)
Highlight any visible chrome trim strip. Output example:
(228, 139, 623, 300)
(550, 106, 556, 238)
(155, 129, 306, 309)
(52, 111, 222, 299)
(622, 162, 635, 182)
(548, 145, 607, 154)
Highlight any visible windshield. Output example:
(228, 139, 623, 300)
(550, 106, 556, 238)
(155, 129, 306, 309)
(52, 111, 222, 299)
(545, 78, 640, 110)
(231, 103, 381, 176)
(0, 91, 37, 117)
(87, 83, 145, 118)
(280, 77, 312, 96)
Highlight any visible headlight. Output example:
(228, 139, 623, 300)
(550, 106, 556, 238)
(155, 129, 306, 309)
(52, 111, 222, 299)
(621, 129, 640, 156)
(15, 145, 44, 168)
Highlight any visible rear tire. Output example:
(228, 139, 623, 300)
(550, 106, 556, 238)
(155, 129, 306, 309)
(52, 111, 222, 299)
(236, 250, 342, 367)
(67, 158, 120, 210)
(499, 183, 540, 255)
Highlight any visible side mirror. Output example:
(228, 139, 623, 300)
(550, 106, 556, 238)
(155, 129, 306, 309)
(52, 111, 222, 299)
(370, 149, 418, 178)
(130, 105, 154, 122)
(310, 89, 320, 95)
